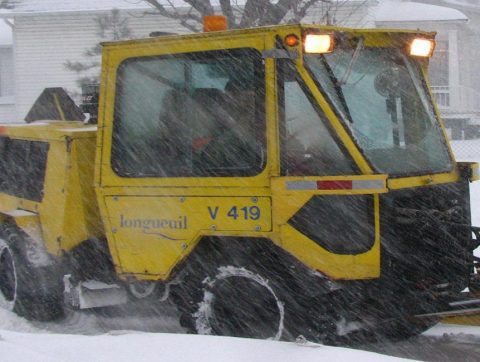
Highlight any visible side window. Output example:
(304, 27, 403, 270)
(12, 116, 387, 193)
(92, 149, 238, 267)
(112, 48, 265, 177)
(0, 138, 49, 202)
(278, 62, 357, 176)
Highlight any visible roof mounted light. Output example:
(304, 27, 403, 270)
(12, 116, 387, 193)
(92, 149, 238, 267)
(304, 34, 334, 54)
(203, 15, 228, 32)
(409, 38, 435, 57)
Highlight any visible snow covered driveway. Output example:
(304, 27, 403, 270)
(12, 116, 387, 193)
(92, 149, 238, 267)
(0, 300, 478, 361)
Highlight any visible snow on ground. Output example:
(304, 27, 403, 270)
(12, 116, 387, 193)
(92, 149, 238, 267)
(0, 305, 416, 362)
(425, 323, 480, 338)
(0, 327, 411, 362)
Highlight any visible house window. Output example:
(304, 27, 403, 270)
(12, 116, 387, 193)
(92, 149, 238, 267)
(430, 41, 449, 86)
(0, 47, 14, 99)
(429, 41, 449, 108)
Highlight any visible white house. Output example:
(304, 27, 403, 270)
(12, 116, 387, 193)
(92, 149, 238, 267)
(0, 0, 474, 130)
(374, 0, 475, 139)
(0, 0, 197, 122)
(0, 15, 14, 121)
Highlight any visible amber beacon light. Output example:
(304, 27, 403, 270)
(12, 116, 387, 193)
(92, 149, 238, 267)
(203, 16, 228, 32)
(409, 38, 435, 57)
(284, 34, 300, 47)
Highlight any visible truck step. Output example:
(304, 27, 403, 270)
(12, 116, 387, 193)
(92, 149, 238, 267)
(449, 298, 480, 308)
(64, 275, 128, 309)
(415, 307, 480, 318)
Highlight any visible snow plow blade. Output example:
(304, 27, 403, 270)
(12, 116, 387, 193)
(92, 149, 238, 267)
(415, 294, 480, 325)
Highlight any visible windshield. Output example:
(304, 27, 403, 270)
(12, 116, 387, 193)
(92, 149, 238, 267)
(305, 47, 453, 176)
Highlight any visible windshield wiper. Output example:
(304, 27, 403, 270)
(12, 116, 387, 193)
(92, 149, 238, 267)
(320, 56, 354, 123)
(338, 37, 364, 86)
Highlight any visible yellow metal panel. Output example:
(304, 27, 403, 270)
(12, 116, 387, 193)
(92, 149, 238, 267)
(0, 193, 40, 215)
(37, 139, 69, 255)
(62, 137, 104, 251)
(387, 172, 461, 190)
(457, 162, 480, 182)
(443, 314, 480, 326)
(100, 187, 272, 198)
(105, 196, 271, 278)
(271, 175, 387, 228)
(3, 210, 41, 244)
(271, 194, 381, 280)
(0, 121, 94, 140)
(271, 176, 381, 279)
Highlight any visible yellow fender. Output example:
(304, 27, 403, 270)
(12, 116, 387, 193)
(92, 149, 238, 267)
(0, 209, 43, 246)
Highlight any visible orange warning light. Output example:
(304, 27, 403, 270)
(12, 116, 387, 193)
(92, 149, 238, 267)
(203, 16, 228, 32)
(284, 34, 300, 47)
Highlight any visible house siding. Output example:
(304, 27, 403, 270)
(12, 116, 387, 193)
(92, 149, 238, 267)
(8, 0, 383, 122)
(303, 1, 377, 27)
(0, 46, 15, 122)
(13, 12, 188, 121)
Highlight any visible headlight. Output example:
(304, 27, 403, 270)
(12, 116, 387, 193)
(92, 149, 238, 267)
(409, 38, 435, 57)
(304, 34, 334, 54)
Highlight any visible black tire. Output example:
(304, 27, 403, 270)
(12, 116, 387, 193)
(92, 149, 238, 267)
(379, 317, 439, 341)
(0, 224, 63, 321)
(193, 266, 285, 340)
(171, 239, 295, 340)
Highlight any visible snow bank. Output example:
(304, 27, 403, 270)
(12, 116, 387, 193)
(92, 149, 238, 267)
(0, 329, 412, 362)
(425, 323, 480, 338)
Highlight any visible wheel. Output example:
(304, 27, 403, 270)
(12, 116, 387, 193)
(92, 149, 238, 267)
(128, 281, 159, 300)
(0, 224, 63, 321)
(194, 266, 285, 340)
(0, 238, 17, 312)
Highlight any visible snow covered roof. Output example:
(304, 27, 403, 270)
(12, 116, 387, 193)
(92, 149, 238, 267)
(375, 1, 468, 23)
(1, 0, 151, 15)
(441, 0, 480, 11)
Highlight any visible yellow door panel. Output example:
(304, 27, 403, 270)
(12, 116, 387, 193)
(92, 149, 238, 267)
(278, 224, 380, 279)
(271, 175, 383, 279)
(105, 196, 271, 278)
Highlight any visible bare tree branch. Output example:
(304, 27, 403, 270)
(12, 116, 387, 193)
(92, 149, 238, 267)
(143, 0, 202, 24)
(183, 0, 214, 16)
(220, 0, 236, 28)
(0, 0, 17, 9)
(294, 0, 325, 23)
(141, 0, 333, 31)
(240, 0, 269, 27)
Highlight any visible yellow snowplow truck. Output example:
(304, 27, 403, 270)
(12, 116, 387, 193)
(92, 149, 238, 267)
(0, 23, 479, 342)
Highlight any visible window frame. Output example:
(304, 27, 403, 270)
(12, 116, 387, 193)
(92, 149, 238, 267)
(276, 58, 359, 177)
(111, 48, 266, 178)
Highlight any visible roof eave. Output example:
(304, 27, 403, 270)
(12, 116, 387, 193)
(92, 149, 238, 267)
(376, 18, 468, 25)
(0, 7, 150, 19)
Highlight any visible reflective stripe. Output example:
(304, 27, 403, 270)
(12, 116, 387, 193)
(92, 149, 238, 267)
(286, 179, 385, 190)
(352, 180, 385, 189)
(286, 181, 317, 190)
(317, 180, 352, 190)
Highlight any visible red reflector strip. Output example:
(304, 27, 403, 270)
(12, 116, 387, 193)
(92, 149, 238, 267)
(0, 126, 7, 135)
(286, 179, 385, 191)
(317, 180, 352, 190)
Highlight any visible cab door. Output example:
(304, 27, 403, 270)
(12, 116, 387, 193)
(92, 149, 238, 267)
(271, 58, 386, 280)
(97, 35, 274, 280)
